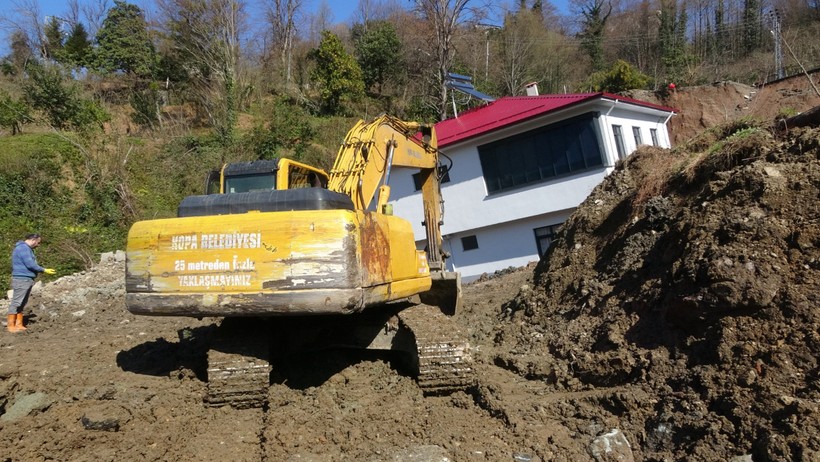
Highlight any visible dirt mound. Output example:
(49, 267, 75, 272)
(496, 122, 820, 460)
(624, 72, 820, 146)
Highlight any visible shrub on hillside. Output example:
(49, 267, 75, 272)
(22, 63, 109, 131)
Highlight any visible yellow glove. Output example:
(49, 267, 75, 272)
(43, 268, 56, 275)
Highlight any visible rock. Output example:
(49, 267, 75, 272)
(388, 445, 452, 461)
(0, 392, 53, 422)
(81, 415, 121, 432)
(99, 250, 126, 264)
(513, 453, 534, 461)
(81, 403, 131, 432)
(589, 429, 634, 462)
(729, 455, 753, 462)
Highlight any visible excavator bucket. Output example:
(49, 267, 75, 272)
(419, 271, 462, 316)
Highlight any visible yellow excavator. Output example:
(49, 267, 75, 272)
(125, 115, 472, 408)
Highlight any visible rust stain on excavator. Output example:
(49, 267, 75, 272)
(359, 214, 390, 285)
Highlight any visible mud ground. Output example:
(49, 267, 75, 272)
(1, 75, 819, 462)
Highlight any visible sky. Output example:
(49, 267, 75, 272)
(4, 0, 572, 55)
(30, 0, 366, 29)
(22, 0, 569, 33)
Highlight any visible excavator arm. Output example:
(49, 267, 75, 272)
(327, 115, 448, 271)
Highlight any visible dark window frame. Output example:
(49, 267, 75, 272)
(534, 224, 561, 257)
(612, 125, 626, 160)
(650, 128, 659, 146)
(632, 126, 643, 146)
(477, 112, 605, 195)
(461, 235, 479, 251)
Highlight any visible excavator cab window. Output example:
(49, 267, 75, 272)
(205, 170, 221, 194)
(225, 173, 277, 193)
(288, 166, 326, 189)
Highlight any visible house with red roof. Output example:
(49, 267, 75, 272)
(388, 91, 676, 281)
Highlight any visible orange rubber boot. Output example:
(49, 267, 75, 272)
(15, 313, 26, 331)
(7, 314, 21, 333)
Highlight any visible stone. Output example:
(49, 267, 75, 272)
(389, 445, 452, 461)
(81, 403, 131, 432)
(589, 429, 634, 462)
(0, 392, 53, 422)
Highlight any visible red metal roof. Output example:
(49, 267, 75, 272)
(435, 92, 676, 148)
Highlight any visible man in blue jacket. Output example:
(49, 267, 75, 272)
(7, 234, 55, 333)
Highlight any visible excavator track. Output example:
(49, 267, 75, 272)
(204, 319, 271, 409)
(397, 304, 476, 394)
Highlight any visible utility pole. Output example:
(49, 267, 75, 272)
(475, 23, 501, 80)
(768, 10, 784, 80)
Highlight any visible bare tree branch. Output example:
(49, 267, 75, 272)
(414, 0, 486, 120)
(81, 0, 110, 36)
(263, 0, 304, 83)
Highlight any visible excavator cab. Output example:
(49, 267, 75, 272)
(205, 159, 328, 195)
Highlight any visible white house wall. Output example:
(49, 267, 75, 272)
(441, 212, 573, 282)
(389, 147, 607, 240)
(600, 104, 673, 165)
(387, 97, 673, 281)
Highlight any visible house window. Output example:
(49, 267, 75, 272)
(477, 113, 604, 194)
(461, 235, 479, 251)
(650, 128, 659, 146)
(534, 224, 561, 257)
(632, 126, 643, 146)
(612, 125, 627, 160)
(412, 166, 451, 191)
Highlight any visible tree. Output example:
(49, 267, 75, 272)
(308, 31, 365, 115)
(714, 0, 726, 57)
(742, 0, 761, 54)
(44, 16, 64, 61)
(129, 84, 163, 129)
(22, 63, 108, 131)
(307, 2, 333, 43)
(498, 10, 537, 95)
(79, 0, 110, 37)
(158, 0, 246, 145)
(658, 0, 689, 82)
(584, 59, 651, 92)
(576, 0, 612, 72)
(7, 31, 34, 74)
(415, 0, 478, 120)
(245, 96, 316, 161)
(353, 20, 403, 94)
(263, 0, 304, 84)
(62, 22, 92, 68)
(0, 91, 31, 134)
(7, 0, 48, 59)
(354, 0, 404, 24)
(94, 0, 157, 77)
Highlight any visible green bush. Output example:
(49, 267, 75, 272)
(22, 63, 109, 131)
(244, 97, 316, 161)
(0, 90, 31, 134)
(0, 134, 121, 292)
(584, 59, 652, 93)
